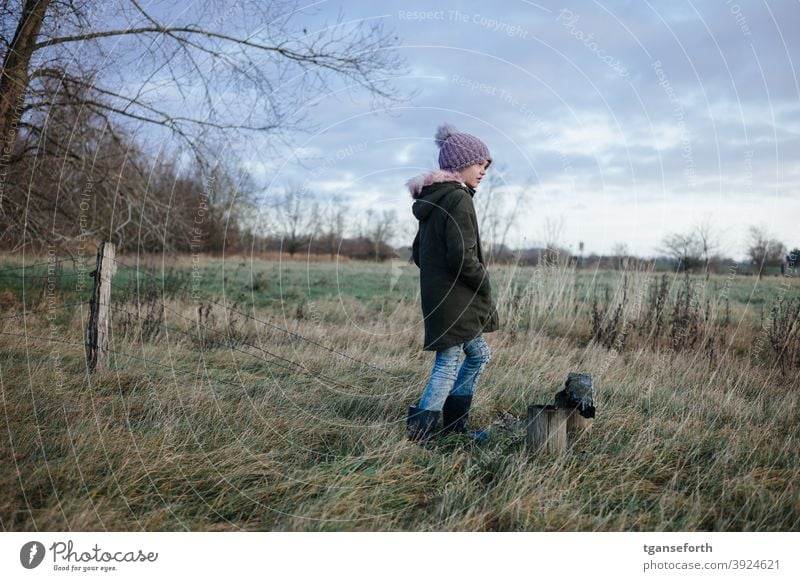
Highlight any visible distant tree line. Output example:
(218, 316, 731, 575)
(239, 183, 399, 260)
(657, 221, 790, 278)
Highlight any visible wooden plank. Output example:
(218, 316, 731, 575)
(526, 404, 567, 455)
(565, 407, 593, 441)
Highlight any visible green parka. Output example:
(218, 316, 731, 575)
(409, 170, 500, 351)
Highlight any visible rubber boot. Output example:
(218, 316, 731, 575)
(441, 395, 489, 443)
(407, 406, 440, 444)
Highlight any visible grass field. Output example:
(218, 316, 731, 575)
(1, 254, 798, 531)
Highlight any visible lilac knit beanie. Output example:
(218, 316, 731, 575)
(435, 124, 492, 171)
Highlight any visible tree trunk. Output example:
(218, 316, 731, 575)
(0, 0, 50, 151)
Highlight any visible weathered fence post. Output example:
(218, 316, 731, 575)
(85, 242, 116, 372)
(526, 404, 567, 455)
(565, 408, 593, 440)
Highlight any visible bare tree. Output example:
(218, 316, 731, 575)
(660, 230, 703, 271)
(271, 182, 319, 257)
(693, 218, 720, 278)
(1, 1, 403, 151)
(536, 215, 568, 265)
(611, 242, 630, 270)
(540, 215, 564, 250)
(0, 82, 253, 253)
(473, 164, 528, 264)
(0, 0, 405, 250)
(318, 198, 348, 260)
(365, 208, 396, 262)
(747, 225, 786, 279)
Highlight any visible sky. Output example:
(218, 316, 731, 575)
(122, 0, 800, 260)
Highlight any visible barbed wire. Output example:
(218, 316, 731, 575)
(2, 255, 417, 388)
(112, 257, 225, 280)
(0, 301, 90, 320)
(106, 303, 399, 395)
(112, 258, 171, 281)
(0, 261, 92, 281)
(206, 298, 414, 383)
(0, 330, 263, 391)
(111, 256, 414, 383)
(0, 260, 63, 275)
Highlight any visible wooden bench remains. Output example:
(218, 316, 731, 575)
(526, 372, 595, 455)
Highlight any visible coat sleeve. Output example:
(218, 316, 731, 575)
(411, 229, 420, 267)
(444, 191, 492, 296)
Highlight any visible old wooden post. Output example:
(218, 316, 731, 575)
(565, 408, 593, 440)
(85, 242, 116, 372)
(526, 404, 567, 455)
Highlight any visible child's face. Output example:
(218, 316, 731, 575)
(457, 160, 490, 189)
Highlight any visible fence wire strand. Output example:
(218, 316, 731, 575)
(107, 303, 390, 394)
(0, 330, 262, 391)
(111, 256, 413, 383)
(0, 301, 90, 320)
(1, 255, 419, 391)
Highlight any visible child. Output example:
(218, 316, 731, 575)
(406, 124, 500, 444)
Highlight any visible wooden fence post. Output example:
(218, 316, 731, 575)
(85, 242, 116, 372)
(565, 408, 593, 440)
(526, 404, 567, 455)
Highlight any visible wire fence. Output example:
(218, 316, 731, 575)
(1, 255, 419, 391)
(0, 329, 261, 391)
(0, 301, 91, 320)
(0, 261, 91, 282)
(110, 256, 412, 383)
(106, 302, 393, 394)
(0, 260, 60, 275)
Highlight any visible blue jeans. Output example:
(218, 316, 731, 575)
(418, 335, 492, 411)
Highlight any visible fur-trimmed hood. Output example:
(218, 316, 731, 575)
(406, 169, 465, 199)
(408, 170, 475, 222)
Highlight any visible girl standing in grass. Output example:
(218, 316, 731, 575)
(406, 124, 499, 443)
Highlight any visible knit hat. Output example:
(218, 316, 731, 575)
(435, 124, 492, 171)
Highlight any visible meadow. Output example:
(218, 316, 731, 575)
(1, 254, 798, 531)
